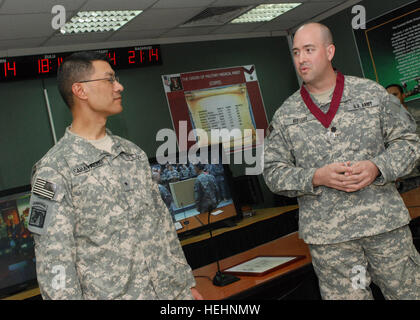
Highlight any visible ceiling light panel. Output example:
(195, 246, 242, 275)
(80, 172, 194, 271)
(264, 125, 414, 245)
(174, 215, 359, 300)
(60, 10, 142, 34)
(230, 3, 302, 23)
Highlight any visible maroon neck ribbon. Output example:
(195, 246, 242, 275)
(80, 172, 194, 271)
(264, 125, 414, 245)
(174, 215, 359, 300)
(300, 71, 345, 129)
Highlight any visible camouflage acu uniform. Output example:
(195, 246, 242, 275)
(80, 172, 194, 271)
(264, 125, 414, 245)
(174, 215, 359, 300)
(263, 76, 420, 299)
(388, 94, 420, 193)
(194, 173, 220, 214)
(28, 128, 195, 300)
(206, 164, 228, 200)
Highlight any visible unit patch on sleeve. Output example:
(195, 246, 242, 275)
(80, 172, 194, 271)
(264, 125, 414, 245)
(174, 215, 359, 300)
(29, 201, 48, 228)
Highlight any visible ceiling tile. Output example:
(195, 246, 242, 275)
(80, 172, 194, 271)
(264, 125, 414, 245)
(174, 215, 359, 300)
(210, 0, 264, 6)
(162, 26, 219, 37)
(212, 22, 265, 34)
(80, 0, 157, 11)
(120, 7, 205, 31)
(274, 1, 340, 21)
(0, 37, 47, 51)
(42, 32, 111, 47)
(152, 0, 215, 9)
(0, 13, 58, 40)
(106, 29, 170, 41)
(254, 19, 302, 31)
(0, 0, 85, 14)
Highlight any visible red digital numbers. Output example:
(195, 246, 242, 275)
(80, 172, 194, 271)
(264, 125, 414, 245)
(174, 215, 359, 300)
(128, 48, 159, 65)
(130, 50, 145, 64)
(149, 48, 159, 62)
(107, 52, 116, 65)
(3, 61, 16, 77)
(38, 58, 50, 74)
(128, 50, 135, 64)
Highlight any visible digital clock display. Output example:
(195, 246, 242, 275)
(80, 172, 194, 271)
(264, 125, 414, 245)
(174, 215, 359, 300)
(0, 45, 162, 82)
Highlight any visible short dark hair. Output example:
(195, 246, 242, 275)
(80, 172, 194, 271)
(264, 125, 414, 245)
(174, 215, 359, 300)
(385, 84, 404, 94)
(194, 163, 205, 171)
(57, 51, 110, 109)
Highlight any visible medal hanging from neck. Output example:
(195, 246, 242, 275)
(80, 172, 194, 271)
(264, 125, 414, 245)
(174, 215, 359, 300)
(300, 71, 344, 129)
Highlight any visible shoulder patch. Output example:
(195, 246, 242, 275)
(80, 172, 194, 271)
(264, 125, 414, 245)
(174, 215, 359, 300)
(28, 195, 55, 235)
(32, 178, 57, 200)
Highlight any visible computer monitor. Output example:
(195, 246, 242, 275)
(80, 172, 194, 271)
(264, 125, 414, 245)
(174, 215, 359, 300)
(149, 144, 242, 239)
(0, 185, 37, 298)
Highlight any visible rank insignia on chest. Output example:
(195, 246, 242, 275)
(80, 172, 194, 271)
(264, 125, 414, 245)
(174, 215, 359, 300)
(326, 126, 340, 140)
(32, 178, 57, 200)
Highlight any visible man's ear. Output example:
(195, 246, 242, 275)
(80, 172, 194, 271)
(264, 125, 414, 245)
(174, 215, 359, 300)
(326, 44, 335, 62)
(71, 83, 87, 101)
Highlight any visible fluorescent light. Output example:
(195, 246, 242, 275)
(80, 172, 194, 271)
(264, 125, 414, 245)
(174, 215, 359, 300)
(230, 3, 301, 23)
(60, 10, 142, 34)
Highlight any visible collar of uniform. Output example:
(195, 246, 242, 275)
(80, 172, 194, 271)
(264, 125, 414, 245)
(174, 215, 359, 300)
(108, 134, 139, 158)
(296, 75, 352, 113)
(64, 126, 111, 165)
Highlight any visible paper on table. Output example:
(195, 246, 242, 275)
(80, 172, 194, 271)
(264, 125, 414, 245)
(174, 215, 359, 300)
(225, 256, 296, 273)
(211, 210, 223, 216)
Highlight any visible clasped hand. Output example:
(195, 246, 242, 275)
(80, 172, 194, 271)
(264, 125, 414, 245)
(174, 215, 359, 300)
(313, 160, 379, 192)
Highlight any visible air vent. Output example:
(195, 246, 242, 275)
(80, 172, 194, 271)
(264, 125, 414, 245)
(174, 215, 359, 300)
(180, 6, 253, 27)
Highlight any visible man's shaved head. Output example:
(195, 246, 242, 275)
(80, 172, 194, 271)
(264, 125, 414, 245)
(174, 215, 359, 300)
(295, 22, 333, 46)
(292, 21, 336, 91)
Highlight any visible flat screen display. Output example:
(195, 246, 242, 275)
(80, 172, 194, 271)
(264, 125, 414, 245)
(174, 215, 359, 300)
(0, 185, 37, 298)
(149, 146, 242, 239)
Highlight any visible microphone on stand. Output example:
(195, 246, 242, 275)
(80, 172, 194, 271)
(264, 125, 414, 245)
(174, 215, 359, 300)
(207, 207, 239, 287)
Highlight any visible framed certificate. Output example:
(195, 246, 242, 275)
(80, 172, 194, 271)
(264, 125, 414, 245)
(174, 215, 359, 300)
(222, 255, 305, 277)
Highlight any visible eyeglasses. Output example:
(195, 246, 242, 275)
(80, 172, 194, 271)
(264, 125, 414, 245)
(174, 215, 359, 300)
(77, 75, 120, 84)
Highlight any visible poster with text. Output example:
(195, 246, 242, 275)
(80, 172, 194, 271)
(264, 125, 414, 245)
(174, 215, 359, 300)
(162, 65, 268, 153)
(353, 1, 420, 102)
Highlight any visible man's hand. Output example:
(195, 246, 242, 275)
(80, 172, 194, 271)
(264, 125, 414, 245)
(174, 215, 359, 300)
(191, 287, 203, 300)
(342, 160, 379, 192)
(313, 160, 380, 192)
(312, 162, 353, 191)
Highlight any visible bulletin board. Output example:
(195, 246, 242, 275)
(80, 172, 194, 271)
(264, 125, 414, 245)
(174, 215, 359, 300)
(353, 1, 420, 102)
(162, 65, 268, 152)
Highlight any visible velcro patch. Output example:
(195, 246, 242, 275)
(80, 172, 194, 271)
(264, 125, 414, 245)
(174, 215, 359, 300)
(349, 99, 379, 111)
(28, 201, 47, 229)
(32, 178, 57, 200)
(28, 195, 56, 235)
(72, 159, 104, 175)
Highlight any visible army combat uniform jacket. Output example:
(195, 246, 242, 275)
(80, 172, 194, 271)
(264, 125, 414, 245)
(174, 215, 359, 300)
(28, 128, 196, 299)
(194, 173, 220, 214)
(263, 76, 420, 245)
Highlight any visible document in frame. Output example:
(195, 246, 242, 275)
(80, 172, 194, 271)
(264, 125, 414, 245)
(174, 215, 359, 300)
(161, 65, 268, 153)
(185, 83, 256, 151)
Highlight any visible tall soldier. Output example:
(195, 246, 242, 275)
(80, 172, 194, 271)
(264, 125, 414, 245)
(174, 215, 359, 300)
(27, 52, 202, 300)
(263, 22, 420, 299)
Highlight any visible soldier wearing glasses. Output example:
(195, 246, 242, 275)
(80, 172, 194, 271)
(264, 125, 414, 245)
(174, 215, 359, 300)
(27, 52, 201, 300)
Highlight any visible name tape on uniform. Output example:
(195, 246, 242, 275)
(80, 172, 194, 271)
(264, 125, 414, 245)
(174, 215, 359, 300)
(72, 159, 104, 175)
(349, 99, 379, 111)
